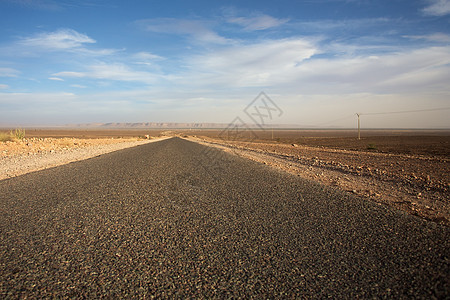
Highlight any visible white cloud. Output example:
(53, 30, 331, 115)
(70, 84, 87, 88)
(48, 77, 64, 81)
(14, 28, 119, 57)
(133, 52, 164, 61)
(288, 46, 450, 94)
(227, 14, 289, 31)
(422, 0, 450, 16)
(88, 64, 157, 82)
(53, 71, 85, 78)
(20, 28, 95, 50)
(54, 63, 161, 84)
(186, 38, 319, 87)
(0, 67, 20, 77)
(293, 18, 391, 33)
(179, 36, 450, 98)
(132, 51, 165, 66)
(137, 18, 231, 44)
(0, 84, 9, 89)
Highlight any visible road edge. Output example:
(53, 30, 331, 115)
(0, 136, 172, 181)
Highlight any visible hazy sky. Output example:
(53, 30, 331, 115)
(0, 0, 449, 128)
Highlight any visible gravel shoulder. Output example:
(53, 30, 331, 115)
(0, 136, 170, 181)
(186, 136, 449, 225)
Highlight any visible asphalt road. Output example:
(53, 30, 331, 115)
(0, 137, 448, 298)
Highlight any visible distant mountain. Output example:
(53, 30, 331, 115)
(71, 122, 230, 129)
(69, 122, 304, 129)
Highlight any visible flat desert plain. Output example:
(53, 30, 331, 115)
(183, 129, 449, 225)
(1, 128, 449, 225)
(184, 129, 450, 157)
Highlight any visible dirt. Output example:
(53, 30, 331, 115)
(185, 133, 449, 226)
(183, 129, 450, 157)
(0, 136, 168, 181)
(14, 128, 167, 139)
(1, 137, 138, 157)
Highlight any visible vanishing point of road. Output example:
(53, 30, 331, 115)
(0, 137, 448, 298)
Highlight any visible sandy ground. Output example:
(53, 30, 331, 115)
(0, 136, 170, 181)
(186, 136, 449, 226)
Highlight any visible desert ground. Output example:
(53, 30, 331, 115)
(181, 129, 449, 225)
(0, 129, 169, 181)
(1, 128, 449, 225)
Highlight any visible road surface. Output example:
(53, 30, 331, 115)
(0, 137, 448, 298)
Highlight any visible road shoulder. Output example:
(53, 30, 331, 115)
(0, 136, 171, 181)
(185, 136, 449, 225)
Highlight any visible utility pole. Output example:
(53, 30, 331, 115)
(356, 113, 361, 140)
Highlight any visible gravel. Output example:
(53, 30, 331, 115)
(0, 137, 168, 181)
(188, 136, 450, 225)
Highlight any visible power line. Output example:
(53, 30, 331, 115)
(315, 114, 355, 127)
(359, 107, 450, 116)
(355, 106, 450, 140)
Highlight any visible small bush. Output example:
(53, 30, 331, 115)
(367, 143, 377, 150)
(0, 132, 14, 142)
(11, 128, 25, 140)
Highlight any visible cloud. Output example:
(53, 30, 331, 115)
(70, 84, 87, 88)
(404, 33, 450, 43)
(291, 17, 391, 35)
(186, 38, 319, 87)
(132, 51, 165, 66)
(48, 77, 64, 81)
(20, 28, 95, 50)
(285, 46, 450, 94)
(53, 71, 85, 78)
(133, 52, 164, 61)
(180, 35, 450, 97)
(422, 0, 450, 16)
(137, 18, 231, 44)
(54, 63, 161, 84)
(227, 14, 289, 31)
(0, 67, 20, 77)
(14, 28, 119, 56)
(0, 84, 9, 90)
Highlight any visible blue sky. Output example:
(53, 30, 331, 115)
(0, 0, 449, 128)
